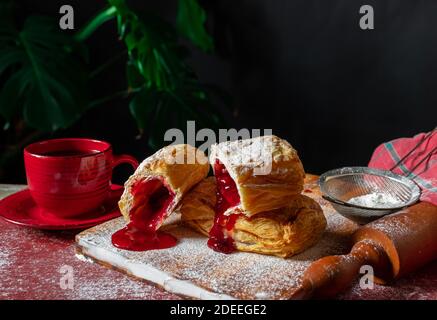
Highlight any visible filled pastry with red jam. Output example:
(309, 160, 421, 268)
(112, 144, 209, 251)
(206, 136, 306, 253)
(209, 135, 305, 217)
(180, 177, 326, 258)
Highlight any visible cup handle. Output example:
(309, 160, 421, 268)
(113, 154, 139, 171)
(110, 154, 139, 192)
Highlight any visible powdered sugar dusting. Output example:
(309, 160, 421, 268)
(211, 137, 273, 165)
(3, 182, 434, 300)
(69, 268, 159, 300)
(210, 135, 299, 179)
(366, 210, 413, 239)
(76, 198, 359, 300)
(338, 260, 437, 300)
(348, 192, 402, 208)
(0, 250, 12, 269)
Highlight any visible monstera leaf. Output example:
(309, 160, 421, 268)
(110, 0, 191, 92)
(106, 0, 225, 149)
(129, 83, 225, 150)
(177, 0, 213, 52)
(0, 15, 87, 131)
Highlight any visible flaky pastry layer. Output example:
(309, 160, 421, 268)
(210, 135, 305, 216)
(180, 177, 326, 258)
(119, 144, 209, 225)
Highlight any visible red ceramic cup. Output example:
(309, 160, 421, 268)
(24, 138, 138, 218)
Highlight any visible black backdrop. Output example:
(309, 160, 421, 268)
(4, 0, 437, 183)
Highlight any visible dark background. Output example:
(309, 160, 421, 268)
(3, 0, 437, 183)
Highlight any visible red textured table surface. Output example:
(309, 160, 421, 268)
(1, 185, 436, 300)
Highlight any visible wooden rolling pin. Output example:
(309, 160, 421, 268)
(292, 202, 437, 299)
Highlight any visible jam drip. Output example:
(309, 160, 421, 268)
(112, 178, 177, 251)
(207, 160, 242, 254)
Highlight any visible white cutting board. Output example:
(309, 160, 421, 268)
(76, 177, 359, 300)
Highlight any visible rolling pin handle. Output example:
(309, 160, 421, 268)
(292, 241, 389, 299)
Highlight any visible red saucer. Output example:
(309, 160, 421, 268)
(0, 185, 123, 230)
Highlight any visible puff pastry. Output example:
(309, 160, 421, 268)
(180, 177, 326, 258)
(180, 177, 217, 236)
(210, 135, 305, 217)
(118, 144, 209, 231)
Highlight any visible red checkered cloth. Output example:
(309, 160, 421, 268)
(368, 130, 437, 206)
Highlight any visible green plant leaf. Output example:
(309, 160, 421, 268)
(102, 0, 227, 149)
(148, 98, 169, 150)
(109, 2, 192, 92)
(74, 6, 117, 42)
(129, 88, 159, 130)
(129, 89, 172, 150)
(177, 0, 213, 52)
(126, 60, 144, 90)
(0, 16, 88, 131)
(0, 69, 28, 120)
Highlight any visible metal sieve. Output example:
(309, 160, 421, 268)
(319, 167, 421, 225)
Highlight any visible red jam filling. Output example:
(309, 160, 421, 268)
(112, 178, 177, 251)
(207, 160, 242, 254)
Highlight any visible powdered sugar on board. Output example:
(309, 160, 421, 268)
(76, 195, 359, 300)
(2, 182, 435, 300)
